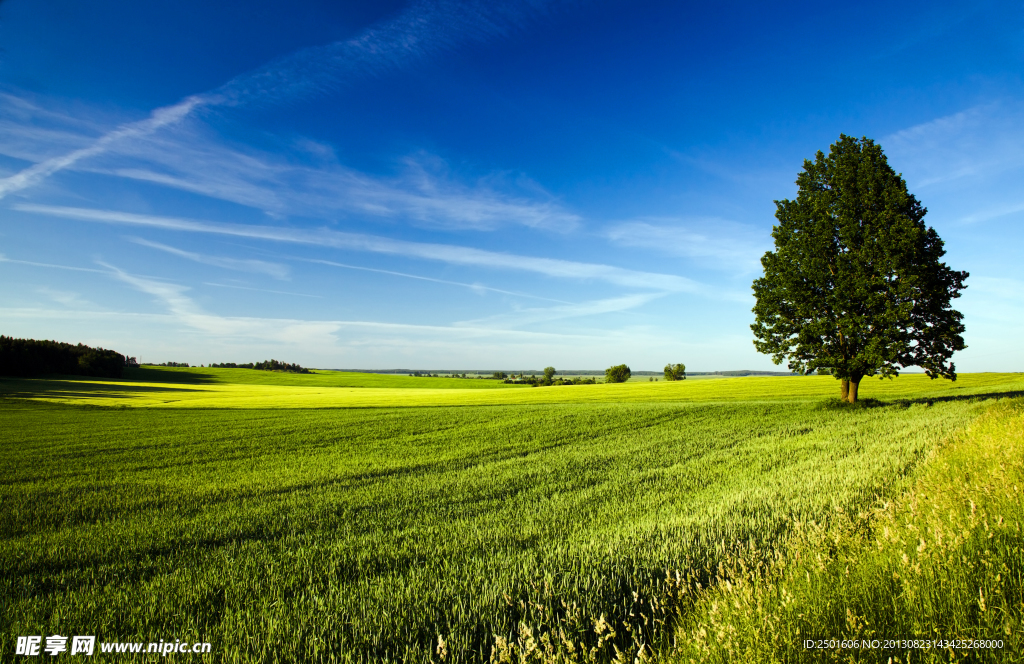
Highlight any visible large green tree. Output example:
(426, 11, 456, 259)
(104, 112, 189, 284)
(751, 135, 968, 403)
(605, 364, 631, 383)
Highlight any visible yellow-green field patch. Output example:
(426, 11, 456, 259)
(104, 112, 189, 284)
(1, 370, 1021, 409)
(124, 366, 529, 388)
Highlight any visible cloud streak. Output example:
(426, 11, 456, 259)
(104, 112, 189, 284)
(98, 263, 602, 346)
(129, 237, 290, 279)
(101, 261, 340, 345)
(884, 102, 1024, 188)
(35, 286, 98, 309)
(0, 0, 570, 200)
(957, 201, 1024, 225)
(605, 217, 769, 271)
(454, 292, 666, 328)
(203, 283, 323, 299)
(17, 204, 715, 295)
(306, 258, 572, 303)
(104, 144, 580, 230)
(0, 96, 207, 199)
(1, 97, 579, 231)
(216, 0, 569, 106)
(0, 254, 111, 275)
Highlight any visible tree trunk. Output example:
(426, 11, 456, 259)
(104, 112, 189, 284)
(846, 375, 862, 403)
(840, 379, 850, 402)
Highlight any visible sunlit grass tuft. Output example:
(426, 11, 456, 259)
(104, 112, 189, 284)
(668, 399, 1024, 663)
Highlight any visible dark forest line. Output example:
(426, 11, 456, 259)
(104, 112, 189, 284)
(0, 336, 132, 379)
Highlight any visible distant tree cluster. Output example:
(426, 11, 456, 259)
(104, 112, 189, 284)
(516, 367, 597, 386)
(471, 367, 599, 386)
(208, 360, 310, 373)
(604, 364, 631, 383)
(411, 372, 489, 379)
(663, 363, 686, 381)
(0, 336, 126, 378)
(253, 360, 310, 373)
(149, 361, 190, 367)
(405, 365, 686, 386)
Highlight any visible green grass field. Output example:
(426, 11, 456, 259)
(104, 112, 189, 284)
(669, 399, 1024, 663)
(2, 370, 1022, 662)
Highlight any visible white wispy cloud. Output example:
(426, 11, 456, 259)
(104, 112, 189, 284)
(884, 101, 1024, 188)
(203, 283, 323, 299)
(98, 262, 602, 346)
(35, 286, 97, 309)
(604, 217, 769, 271)
(0, 254, 179, 282)
(100, 139, 580, 230)
(216, 0, 571, 106)
(0, 95, 207, 199)
(17, 204, 714, 295)
(0, 0, 571, 199)
(957, 201, 1024, 225)
(129, 237, 290, 279)
(2, 299, 776, 370)
(0, 254, 111, 275)
(306, 258, 572, 303)
(454, 292, 666, 328)
(0, 92, 111, 167)
(1, 100, 579, 231)
(101, 261, 340, 345)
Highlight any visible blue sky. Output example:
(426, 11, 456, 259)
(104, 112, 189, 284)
(1, 0, 1022, 371)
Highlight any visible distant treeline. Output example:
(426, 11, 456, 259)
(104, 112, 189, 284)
(0, 336, 132, 378)
(209, 360, 311, 374)
(339, 368, 797, 376)
(689, 370, 796, 376)
(406, 370, 596, 386)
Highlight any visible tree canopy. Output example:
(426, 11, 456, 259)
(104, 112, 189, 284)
(605, 364, 631, 383)
(751, 135, 968, 402)
(663, 363, 686, 381)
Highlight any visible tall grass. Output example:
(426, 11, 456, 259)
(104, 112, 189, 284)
(668, 399, 1024, 663)
(0, 396, 997, 662)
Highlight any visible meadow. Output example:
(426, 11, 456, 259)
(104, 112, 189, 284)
(1, 370, 1022, 662)
(0, 366, 1020, 409)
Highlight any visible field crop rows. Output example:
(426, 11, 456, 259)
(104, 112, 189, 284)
(0, 389, 1000, 662)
